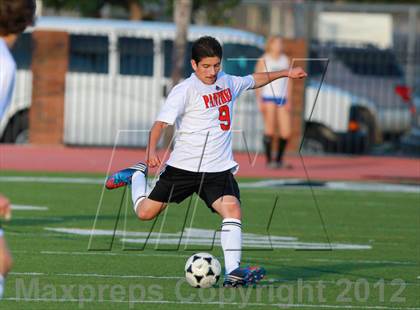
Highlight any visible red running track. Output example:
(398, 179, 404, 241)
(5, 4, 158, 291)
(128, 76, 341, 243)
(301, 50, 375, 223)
(0, 145, 419, 183)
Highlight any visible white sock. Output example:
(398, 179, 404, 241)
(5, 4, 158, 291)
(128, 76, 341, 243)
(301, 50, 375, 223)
(220, 218, 242, 274)
(0, 275, 4, 299)
(131, 171, 147, 213)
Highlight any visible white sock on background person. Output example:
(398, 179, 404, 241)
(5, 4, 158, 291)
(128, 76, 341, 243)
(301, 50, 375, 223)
(220, 218, 242, 274)
(0, 275, 4, 299)
(131, 171, 148, 212)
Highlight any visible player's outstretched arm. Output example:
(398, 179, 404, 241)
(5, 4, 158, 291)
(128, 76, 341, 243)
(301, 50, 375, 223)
(252, 67, 307, 89)
(146, 121, 168, 168)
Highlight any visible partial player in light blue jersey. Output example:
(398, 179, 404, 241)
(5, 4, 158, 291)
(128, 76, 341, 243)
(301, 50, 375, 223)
(0, 0, 36, 299)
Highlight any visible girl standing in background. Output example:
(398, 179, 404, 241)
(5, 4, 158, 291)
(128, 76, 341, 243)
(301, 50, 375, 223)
(255, 36, 293, 168)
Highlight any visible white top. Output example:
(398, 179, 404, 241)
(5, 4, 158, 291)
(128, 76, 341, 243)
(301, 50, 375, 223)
(260, 54, 289, 98)
(157, 71, 255, 173)
(0, 38, 16, 120)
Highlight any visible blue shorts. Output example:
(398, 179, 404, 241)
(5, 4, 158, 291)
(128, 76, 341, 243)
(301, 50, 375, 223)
(262, 97, 287, 106)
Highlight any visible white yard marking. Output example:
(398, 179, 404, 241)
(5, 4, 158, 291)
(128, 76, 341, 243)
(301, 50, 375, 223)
(325, 181, 420, 194)
(10, 271, 181, 280)
(11, 204, 49, 211)
(310, 258, 415, 266)
(0, 176, 103, 184)
(11, 272, 44, 276)
(1, 176, 418, 193)
(3, 297, 420, 309)
(11, 250, 415, 267)
(240, 179, 420, 193)
(45, 227, 297, 241)
(38, 250, 189, 259)
(45, 227, 371, 250)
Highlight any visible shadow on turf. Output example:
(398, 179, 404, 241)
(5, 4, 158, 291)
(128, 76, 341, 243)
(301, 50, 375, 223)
(265, 262, 403, 283)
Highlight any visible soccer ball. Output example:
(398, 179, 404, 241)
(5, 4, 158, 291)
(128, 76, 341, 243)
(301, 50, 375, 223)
(185, 252, 221, 288)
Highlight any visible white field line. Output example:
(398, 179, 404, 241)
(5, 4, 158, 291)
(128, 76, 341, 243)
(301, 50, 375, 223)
(1, 176, 419, 193)
(5, 231, 67, 237)
(119, 237, 371, 250)
(5, 217, 64, 222)
(31, 250, 418, 267)
(325, 182, 420, 194)
(44, 227, 298, 241)
(10, 271, 181, 280)
(45, 227, 371, 250)
(3, 296, 420, 309)
(10, 272, 44, 276)
(11, 204, 49, 211)
(39, 250, 189, 258)
(309, 258, 416, 266)
(0, 176, 104, 184)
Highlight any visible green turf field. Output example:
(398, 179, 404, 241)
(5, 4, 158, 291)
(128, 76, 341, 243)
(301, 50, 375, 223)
(0, 171, 418, 309)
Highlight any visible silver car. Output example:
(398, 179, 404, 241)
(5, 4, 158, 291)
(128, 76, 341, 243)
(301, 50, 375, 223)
(306, 42, 412, 153)
(401, 85, 420, 154)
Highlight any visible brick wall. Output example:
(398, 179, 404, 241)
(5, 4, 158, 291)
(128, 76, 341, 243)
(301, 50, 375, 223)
(29, 31, 69, 145)
(283, 39, 307, 153)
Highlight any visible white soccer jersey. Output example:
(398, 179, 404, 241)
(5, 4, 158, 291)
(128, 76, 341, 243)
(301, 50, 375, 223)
(261, 54, 289, 99)
(0, 38, 16, 120)
(156, 71, 255, 173)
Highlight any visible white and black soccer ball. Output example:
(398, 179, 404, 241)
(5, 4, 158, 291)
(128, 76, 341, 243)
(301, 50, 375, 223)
(185, 252, 221, 288)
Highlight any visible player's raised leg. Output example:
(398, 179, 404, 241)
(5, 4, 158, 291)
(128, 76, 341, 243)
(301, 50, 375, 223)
(105, 162, 148, 189)
(106, 162, 167, 221)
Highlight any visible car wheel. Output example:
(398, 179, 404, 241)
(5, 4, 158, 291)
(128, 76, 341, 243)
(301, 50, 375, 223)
(1, 110, 29, 144)
(301, 137, 325, 155)
(354, 109, 376, 153)
(300, 124, 336, 155)
(14, 129, 29, 144)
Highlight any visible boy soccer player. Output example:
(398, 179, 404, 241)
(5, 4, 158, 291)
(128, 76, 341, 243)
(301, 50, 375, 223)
(0, 0, 36, 298)
(107, 36, 307, 287)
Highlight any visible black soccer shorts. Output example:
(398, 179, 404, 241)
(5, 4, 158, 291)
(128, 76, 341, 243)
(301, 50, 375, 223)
(148, 165, 240, 212)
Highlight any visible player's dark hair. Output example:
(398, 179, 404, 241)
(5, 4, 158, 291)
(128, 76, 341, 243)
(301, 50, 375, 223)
(0, 0, 36, 36)
(191, 36, 222, 64)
